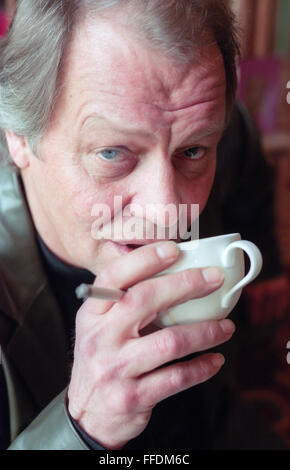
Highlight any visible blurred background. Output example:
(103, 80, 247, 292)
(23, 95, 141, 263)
(228, 0, 290, 449)
(231, 0, 290, 269)
(0, 0, 289, 448)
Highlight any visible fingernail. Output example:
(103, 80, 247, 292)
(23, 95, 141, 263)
(212, 354, 225, 368)
(202, 267, 224, 285)
(156, 242, 179, 260)
(219, 319, 235, 335)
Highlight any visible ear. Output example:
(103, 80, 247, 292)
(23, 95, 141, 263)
(5, 130, 31, 169)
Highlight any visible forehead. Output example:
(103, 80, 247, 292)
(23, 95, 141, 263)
(53, 15, 226, 132)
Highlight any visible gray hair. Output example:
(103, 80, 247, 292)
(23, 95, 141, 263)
(0, 0, 240, 167)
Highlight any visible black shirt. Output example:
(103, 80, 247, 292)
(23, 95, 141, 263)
(36, 233, 95, 356)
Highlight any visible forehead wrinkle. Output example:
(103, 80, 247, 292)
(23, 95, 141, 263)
(55, 17, 226, 147)
(77, 75, 225, 124)
(80, 109, 224, 148)
(63, 26, 226, 124)
(152, 92, 225, 113)
(80, 113, 154, 139)
(69, 32, 224, 112)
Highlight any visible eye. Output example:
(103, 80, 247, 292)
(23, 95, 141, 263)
(86, 146, 136, 180)
(98, 148, 123, 161)
(182, 147, 206, 160)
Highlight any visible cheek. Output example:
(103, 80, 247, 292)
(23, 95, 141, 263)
(69, 179, 121, 233)
(69, 160, 130, 220)
(47, 157, 127, 234)
(42, 167, 95, 230)
(70, 187, 95, 221)
(37, 141, 109, 234)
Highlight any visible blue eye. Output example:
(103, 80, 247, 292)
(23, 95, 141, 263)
(98, 149, 120, 161)
(183, 147, 206, 160)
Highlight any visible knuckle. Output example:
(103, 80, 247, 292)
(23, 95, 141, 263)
(114, 354, 132, 379)
(156, 329, 182, 357)
(206, 322, 219, 343)
(169, 366, 187, 389)
(197, 321, 220, 345)
(93, 350, 130, 385)
(139, 247, 160, 267)
(180, 269, 203, 293)
(116, 385, 139, 414)
(92, 356, 122, 386)
(94, 365, 113, 387)
(198, 359, 212, 379)
(128, 282, 155, 309)
(179, 269, 195, 289)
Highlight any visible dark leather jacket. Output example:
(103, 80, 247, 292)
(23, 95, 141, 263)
(0, 166, 88, 449)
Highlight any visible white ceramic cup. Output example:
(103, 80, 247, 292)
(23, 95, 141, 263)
(154, 233, 263, 327)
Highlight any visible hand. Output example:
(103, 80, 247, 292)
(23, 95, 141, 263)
(68, 241, 235, 449)
(244, 275, 289, 325)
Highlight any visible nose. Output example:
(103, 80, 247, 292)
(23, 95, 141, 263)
(125, 156, 184, 238)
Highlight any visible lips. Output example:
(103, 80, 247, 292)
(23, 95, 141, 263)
(109, 239, 177, 255)
(115, 242, 144, 253)
(109, 241, 138, 254)
(110, 240, 155, 255)
(113, 239, 162, 246)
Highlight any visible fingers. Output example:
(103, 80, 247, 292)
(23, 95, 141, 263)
(109, 265, 224, 332)
(122, 319, 235, 376)
(137, 353, 225, 408)
(84, 241, 180, 314)
(97, 241, 180, 289)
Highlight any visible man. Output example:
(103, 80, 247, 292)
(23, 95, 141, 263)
(0, 0, 283, 450)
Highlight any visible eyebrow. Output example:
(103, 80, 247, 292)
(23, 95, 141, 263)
(81, 114, 225, 141)
(187, 125, 225, 141)
(81, 114, 152, 138)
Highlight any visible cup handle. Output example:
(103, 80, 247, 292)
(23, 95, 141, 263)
(221, 240, 263, 309)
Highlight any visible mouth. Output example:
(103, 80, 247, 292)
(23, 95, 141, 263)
(109, 241, 142, 254)
(109, 239, 177, 254)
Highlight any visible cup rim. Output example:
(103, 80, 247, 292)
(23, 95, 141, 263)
(178, 232, 241, 250)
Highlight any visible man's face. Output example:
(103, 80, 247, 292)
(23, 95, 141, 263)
(20, 16, 226, 274)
